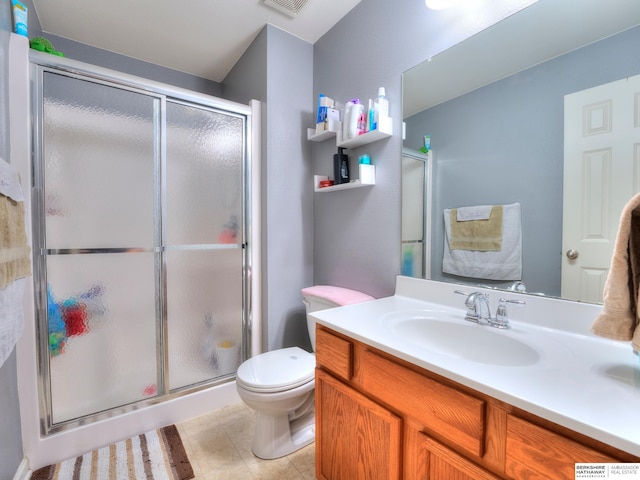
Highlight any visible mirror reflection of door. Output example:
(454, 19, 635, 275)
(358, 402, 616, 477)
(562, 74, 640, 302)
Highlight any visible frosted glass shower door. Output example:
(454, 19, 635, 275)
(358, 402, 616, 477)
(39, 72, 159, 424)
(34, 62, 252, 431)
(165, 101, 245, 389)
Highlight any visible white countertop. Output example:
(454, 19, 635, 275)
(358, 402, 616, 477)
(311, 277, 640, 456)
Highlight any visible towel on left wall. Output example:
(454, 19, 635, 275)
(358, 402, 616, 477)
(0, 156, 31, 368)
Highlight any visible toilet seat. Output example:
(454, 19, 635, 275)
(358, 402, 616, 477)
(236, 347, 315, 394)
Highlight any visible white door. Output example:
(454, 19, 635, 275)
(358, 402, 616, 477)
(562, 75, 640, 302)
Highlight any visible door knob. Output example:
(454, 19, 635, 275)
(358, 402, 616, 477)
(566, 249, 579, 260)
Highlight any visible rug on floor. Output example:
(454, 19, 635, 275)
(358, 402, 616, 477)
(31, 424, 194, 480)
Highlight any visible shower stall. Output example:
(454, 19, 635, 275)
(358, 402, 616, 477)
(10, 37, 260, 468)
(401, 148, 432, 279)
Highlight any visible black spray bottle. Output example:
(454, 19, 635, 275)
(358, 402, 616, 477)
(333, 147, 350, 184)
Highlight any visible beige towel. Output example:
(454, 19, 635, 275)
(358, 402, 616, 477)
(0, 194, 31, 289)
(449, 205, 503, 251)
(443, 203, 521, 280)
(591, 193, 640, 352)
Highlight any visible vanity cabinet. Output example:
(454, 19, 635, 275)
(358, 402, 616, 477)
(315, 325, 639, 480)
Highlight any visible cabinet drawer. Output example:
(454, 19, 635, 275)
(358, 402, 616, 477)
(505, 414, 618, 480)
(419, 433, 501, 480)
(361, 349, 486, 458)
(315, 327, 352, 381)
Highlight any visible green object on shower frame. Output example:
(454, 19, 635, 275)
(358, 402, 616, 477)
(420, 134, 431, 154)
(30, 36, 64, 57)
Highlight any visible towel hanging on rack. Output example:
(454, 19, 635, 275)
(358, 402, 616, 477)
(449, 205, 503, 251)
(443, 203, 522, 281)
(0, 156, 31, 368)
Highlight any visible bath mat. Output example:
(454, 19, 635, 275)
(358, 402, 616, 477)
(31, 425, 194, 480)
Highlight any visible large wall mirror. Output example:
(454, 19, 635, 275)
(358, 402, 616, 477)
(402, 0, 640, 304)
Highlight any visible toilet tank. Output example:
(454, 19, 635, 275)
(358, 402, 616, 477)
(301, 285, 375, 351)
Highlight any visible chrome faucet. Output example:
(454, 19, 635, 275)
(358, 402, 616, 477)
(455, 290, 526, 329)
(463, 291, 492, 325)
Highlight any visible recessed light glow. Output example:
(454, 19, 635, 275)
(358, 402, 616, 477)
(425, 0, 460, 10)
(427, 0, 538, 12)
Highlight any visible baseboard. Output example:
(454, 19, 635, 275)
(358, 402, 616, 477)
(13, 458, 30, 480)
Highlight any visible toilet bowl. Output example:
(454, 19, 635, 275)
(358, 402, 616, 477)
(236, 285, 374, 459)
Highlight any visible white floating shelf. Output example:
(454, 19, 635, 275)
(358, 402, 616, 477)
(337, 116, 392, 148)
(313, 173, 375, 193)
(307, 119, 341, 142)
(307, 128, 337, 142)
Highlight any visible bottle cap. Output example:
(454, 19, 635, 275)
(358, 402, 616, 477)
(359, 154, 371, 165)
(378, 87, 386, 97)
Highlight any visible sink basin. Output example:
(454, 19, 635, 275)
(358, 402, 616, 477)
(382, 310, 542, 367)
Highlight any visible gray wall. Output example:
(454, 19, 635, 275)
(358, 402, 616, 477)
(261, 28, 314, 351)
(0, 353, 22, 480)
(224, 25, 314, 352)
(405, 26, 640, 296)
(1, 3, 25, 480)
(311, 0, 515, 298)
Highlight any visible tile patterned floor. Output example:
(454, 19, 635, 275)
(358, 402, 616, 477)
(176, 402, 316, 480)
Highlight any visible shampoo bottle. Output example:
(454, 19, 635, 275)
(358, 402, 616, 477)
(368, 99, 375, 131)
(374, 87, 389, 128)
(333, 147, 350, 184)
(342, 99, 354, 141)
(357, 110, 367, 136)
(346, 99, 363, 139)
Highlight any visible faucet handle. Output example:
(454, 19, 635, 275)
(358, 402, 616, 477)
(488, 298, 526, 329)
(454, 289, 475, 313)
(494, 299, 509, 327)
(502, 298, 526, 307)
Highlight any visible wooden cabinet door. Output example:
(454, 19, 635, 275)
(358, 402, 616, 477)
(505, 415, 619, 479)
(407, 426, 501, 480)
(315, 369, 402, 480)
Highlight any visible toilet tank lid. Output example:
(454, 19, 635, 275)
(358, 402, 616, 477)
(301, 285, 375, 306)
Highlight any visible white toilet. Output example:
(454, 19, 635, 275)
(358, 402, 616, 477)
(236, 285, 375, 459)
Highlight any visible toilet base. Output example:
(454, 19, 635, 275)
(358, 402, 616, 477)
(251, 409, 315, 460)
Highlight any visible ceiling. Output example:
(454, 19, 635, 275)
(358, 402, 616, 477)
(31, 0, 362, 83)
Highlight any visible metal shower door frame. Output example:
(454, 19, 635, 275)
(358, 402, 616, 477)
(29, 53, 253, 435)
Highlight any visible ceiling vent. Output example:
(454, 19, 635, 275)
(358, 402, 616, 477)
(263, 0, 309, 17)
